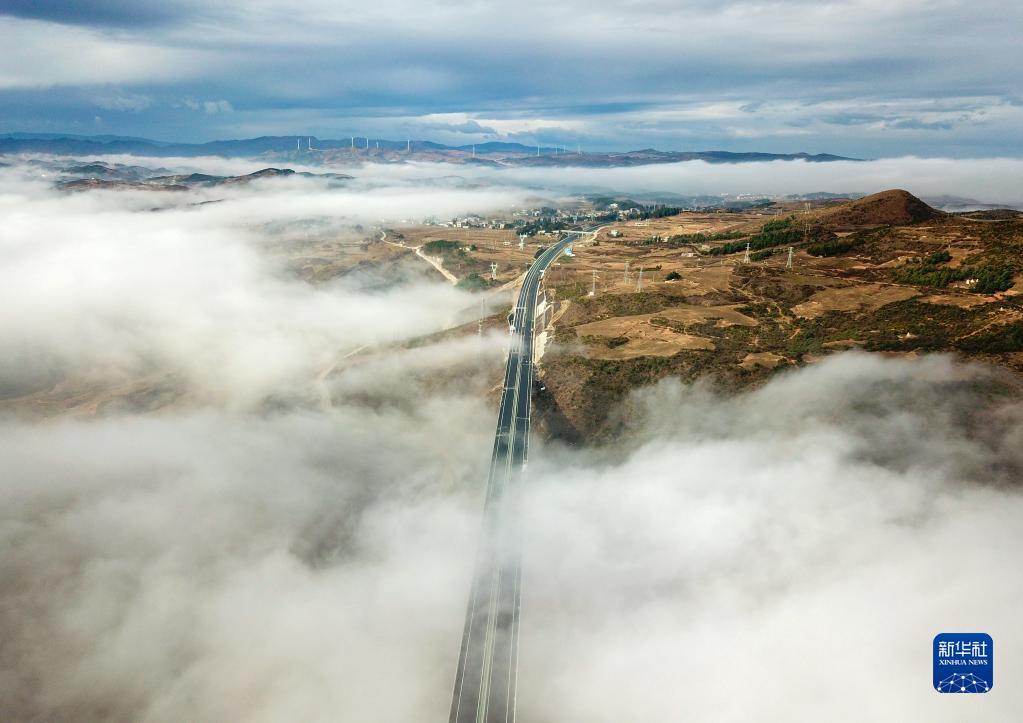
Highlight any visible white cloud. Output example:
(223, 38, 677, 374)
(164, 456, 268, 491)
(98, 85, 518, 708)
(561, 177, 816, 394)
(2, 349, 1022, 720)
(439, 157, 1023, 206)
(0, 158, 1021, 721)
(3, 0, 1021, 154)
(516, 353, 1023, 721)
(92, 91, 155, 113)
(415, 113, 587, 136)
(0, 17, 214, 89)
(0, 163, 536, 408)
(203, 99, 234, 114)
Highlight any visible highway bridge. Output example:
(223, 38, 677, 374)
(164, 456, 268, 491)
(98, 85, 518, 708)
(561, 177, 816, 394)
(448, 230, 586, 723)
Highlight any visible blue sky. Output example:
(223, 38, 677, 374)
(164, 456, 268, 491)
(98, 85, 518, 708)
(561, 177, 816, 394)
(1, 0, 1020, 156)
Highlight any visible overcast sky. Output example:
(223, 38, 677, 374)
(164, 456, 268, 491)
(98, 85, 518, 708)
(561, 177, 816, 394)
(1, 0, 1021, 156)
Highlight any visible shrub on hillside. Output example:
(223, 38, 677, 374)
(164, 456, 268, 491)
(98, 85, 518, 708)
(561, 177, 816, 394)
(958, 321, 1023, 353)
(422, 239, 461, 254)
(456, 273, 489, 291)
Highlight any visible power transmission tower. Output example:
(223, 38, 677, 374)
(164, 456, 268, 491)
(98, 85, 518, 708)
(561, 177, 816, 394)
(623, 260, 630, 283)
(636, 267, 644, 291)
(519, 234, 526, 250)
(490, 262, 498, 280)
(786, 246, 794, 269)
(589, 270, 598, 296)
(743, 242, 751, 263)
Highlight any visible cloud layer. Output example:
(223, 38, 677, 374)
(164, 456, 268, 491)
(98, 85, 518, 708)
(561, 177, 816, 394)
(1, 160, 1021, 721)
(3, 355, 1022, 721)
(0, 162, 532, 406)
(1, 1, 1021, 156)
(520, 354, 1023, 720)
(386, 156, 1023, 206)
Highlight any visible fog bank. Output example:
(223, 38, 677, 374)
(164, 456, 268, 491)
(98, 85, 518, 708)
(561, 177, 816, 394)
(402, 156, 1023, 206)
(1, 157, 1021, 721)
(520, 353, 1023, 721)
(3, 354, 1022, 721)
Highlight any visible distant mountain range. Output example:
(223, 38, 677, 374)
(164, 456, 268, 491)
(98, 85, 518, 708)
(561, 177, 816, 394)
(54, 164, 351, 192)
(0, 133, 862, 166)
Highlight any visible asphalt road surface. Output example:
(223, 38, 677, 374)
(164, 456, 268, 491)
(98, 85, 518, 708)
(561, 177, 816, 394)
(448, 230, 586, 723)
